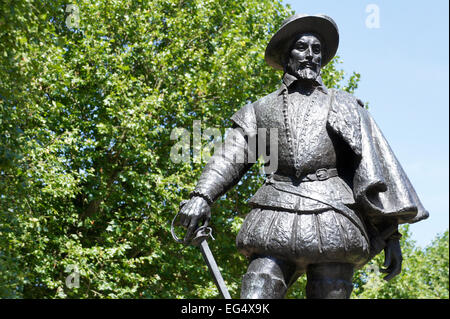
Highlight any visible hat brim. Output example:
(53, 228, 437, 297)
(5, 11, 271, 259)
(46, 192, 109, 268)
(265, 14, 339, 70)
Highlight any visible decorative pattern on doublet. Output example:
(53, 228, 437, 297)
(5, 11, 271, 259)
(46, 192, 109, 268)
(287, 87, 337, 177)
(252, 89, 297, 171)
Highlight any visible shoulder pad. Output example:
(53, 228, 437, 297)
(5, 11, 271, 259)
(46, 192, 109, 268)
(230, 103, 257, 136)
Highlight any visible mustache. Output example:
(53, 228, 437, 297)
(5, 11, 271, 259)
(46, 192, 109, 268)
(297, 61, 319, 70)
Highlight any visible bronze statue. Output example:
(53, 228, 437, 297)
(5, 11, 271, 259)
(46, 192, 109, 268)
(175, 14, 429, 299)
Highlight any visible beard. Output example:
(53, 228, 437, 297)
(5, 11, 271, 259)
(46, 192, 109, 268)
(296, 67, 319, 81)
(287, 59, 320, 82)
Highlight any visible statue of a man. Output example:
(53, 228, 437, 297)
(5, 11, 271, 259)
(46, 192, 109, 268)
(176, 14, 429, 299)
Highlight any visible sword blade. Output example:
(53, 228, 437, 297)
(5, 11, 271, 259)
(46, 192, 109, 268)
(198, 239, 231, 299)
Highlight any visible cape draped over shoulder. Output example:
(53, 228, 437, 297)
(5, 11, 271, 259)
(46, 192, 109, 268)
(327, 89, 429, 225)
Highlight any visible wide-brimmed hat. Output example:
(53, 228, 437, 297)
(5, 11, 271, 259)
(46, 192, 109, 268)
(265, 14, 339, 70)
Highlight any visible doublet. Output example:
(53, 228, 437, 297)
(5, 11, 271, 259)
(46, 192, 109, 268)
(239, 80, 356, 213)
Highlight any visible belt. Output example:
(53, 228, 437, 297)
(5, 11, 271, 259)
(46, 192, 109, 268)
(269, 168, 338, 183)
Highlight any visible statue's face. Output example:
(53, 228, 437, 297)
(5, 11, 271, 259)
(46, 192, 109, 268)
(286, 33, 322, 82)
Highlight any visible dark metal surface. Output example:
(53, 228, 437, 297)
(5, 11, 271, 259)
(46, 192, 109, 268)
(174, 13, 429, 299)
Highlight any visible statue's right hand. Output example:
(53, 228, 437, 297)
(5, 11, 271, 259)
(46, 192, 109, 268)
(176, 196, 211, 244)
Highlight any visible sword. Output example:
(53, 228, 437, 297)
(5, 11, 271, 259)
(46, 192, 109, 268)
(171, 202, 231, 299)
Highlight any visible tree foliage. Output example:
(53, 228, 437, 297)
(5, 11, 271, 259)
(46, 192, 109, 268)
(0, 0, 447, 299)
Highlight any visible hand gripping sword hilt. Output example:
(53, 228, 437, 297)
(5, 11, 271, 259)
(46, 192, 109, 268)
(171, 200, 214, 246)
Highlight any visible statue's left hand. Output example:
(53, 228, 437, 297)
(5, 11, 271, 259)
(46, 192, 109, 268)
(380, 238, 402, 281)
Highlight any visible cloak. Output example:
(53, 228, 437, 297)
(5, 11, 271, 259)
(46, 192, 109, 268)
(327, 89, 429, 225)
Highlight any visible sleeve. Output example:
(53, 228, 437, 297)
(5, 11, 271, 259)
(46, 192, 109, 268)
(191, 104, 258, 204)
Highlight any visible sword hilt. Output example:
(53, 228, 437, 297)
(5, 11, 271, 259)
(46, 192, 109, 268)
(191, 225, 215, 247)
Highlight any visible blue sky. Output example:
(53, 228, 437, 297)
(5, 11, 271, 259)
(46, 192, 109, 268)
(284, 0, 449, 247)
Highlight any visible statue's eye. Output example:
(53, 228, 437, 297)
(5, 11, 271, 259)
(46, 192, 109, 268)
(313, 45, 321, 54)
(296, 43, 307, 51)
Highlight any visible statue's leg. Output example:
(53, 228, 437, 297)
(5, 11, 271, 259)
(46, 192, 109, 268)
(240, 255, 298, 299)
(305, 263, 354, 299)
